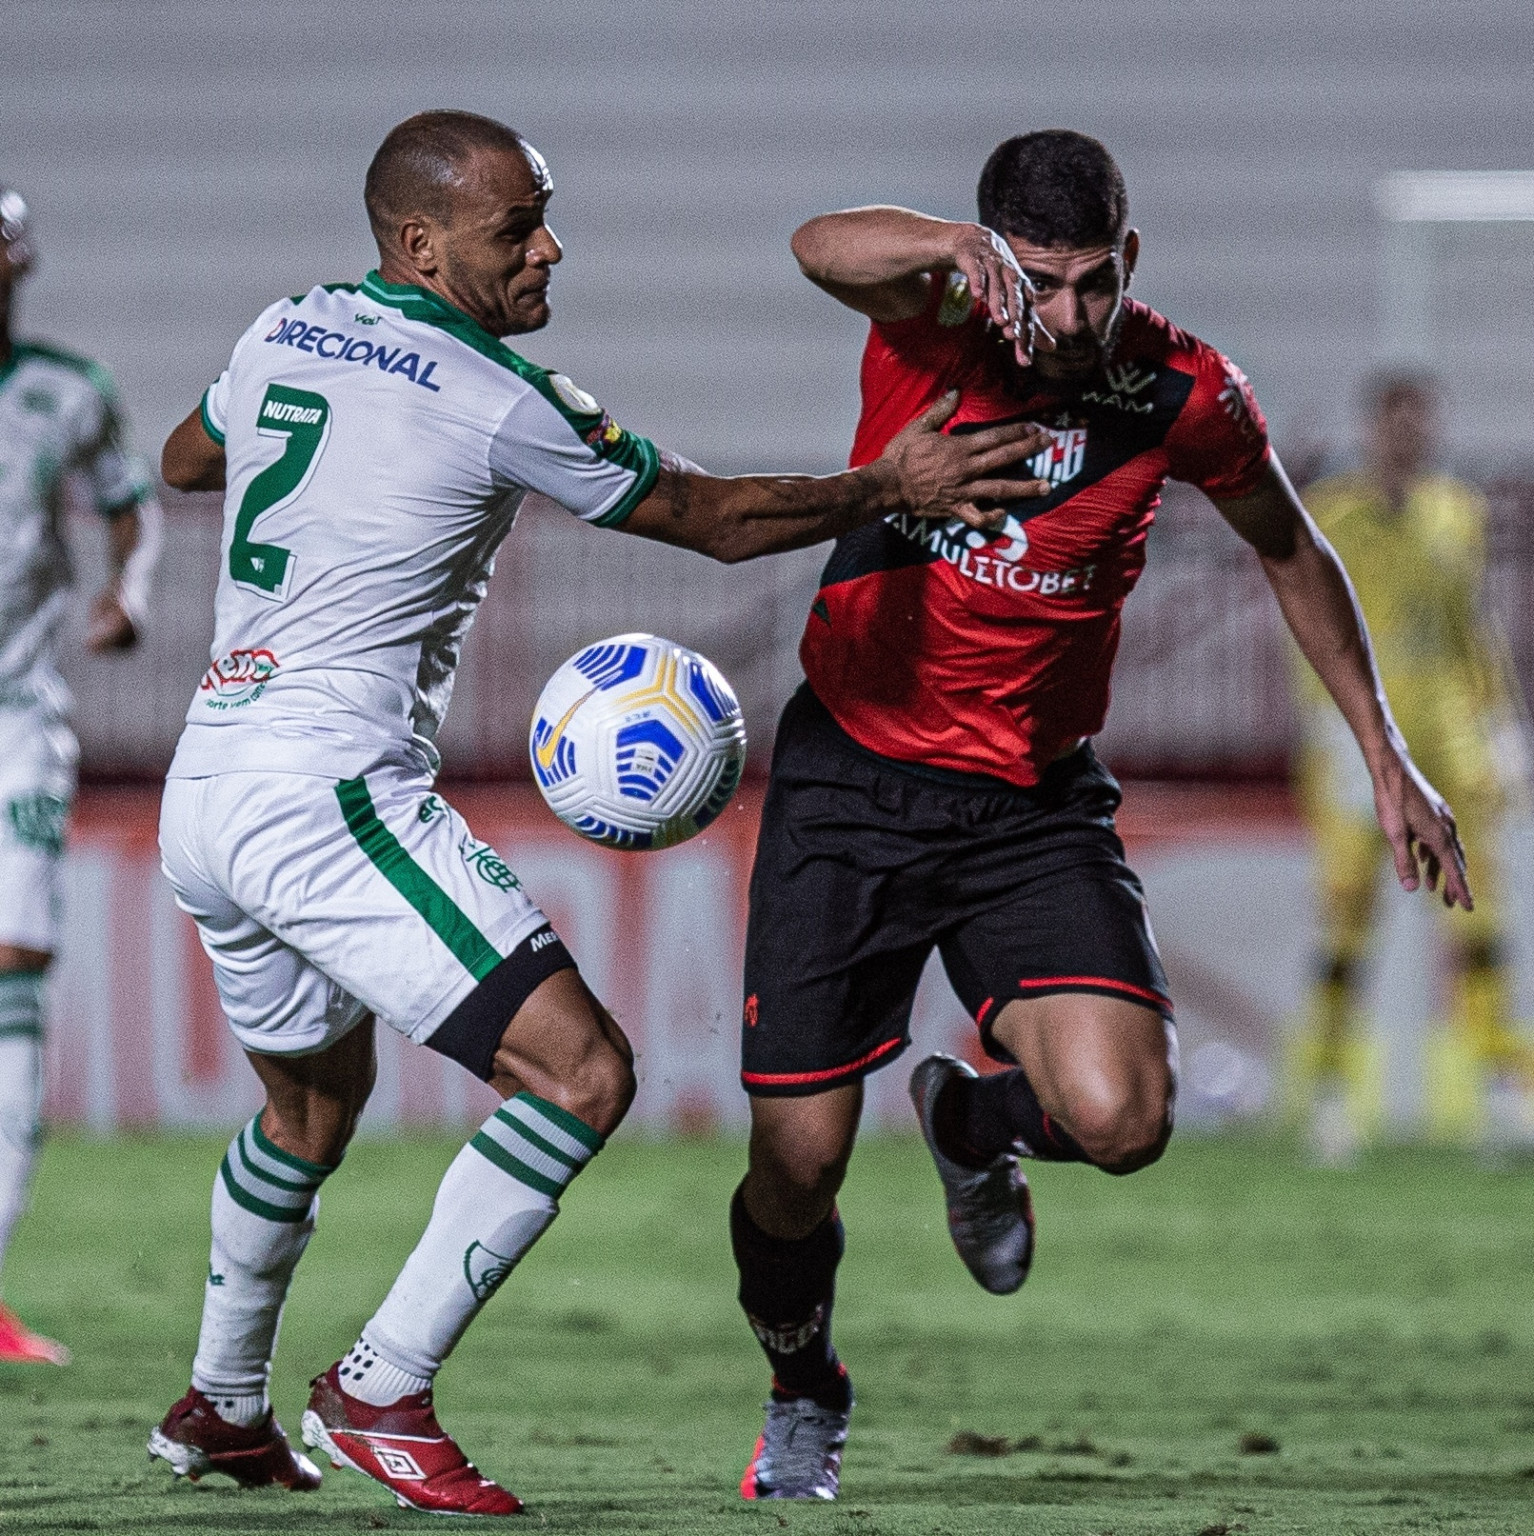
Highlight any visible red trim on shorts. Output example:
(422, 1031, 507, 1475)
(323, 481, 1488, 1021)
(975, 997, 996, 1026)
(1015, 975, 1171, 1009)
(740, 1034, 906, 1088)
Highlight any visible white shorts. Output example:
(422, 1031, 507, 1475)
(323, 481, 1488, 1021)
(159, 763, 559, 1058)
(0, 705, 77, 953)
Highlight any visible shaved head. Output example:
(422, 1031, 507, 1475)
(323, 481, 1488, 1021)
(367, 110, 562, 338)
(364, 110, 541, 244)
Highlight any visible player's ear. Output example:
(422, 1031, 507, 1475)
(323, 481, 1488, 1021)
(1121, 229, 1140, 286)
(398, 216, 441, 279)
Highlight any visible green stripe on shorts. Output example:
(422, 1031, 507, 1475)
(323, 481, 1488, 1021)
(334, 776, 501, 982)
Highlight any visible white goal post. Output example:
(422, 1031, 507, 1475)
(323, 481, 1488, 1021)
(1381, 172, 1534, 460)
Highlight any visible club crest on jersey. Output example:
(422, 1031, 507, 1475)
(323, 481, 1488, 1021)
(199, 647, 278, 710)
(1028, 425, 1088, 488)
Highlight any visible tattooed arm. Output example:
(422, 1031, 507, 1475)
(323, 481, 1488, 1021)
(619, 392, 1052, 564)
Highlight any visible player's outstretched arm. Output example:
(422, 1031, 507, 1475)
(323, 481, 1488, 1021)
(621, 392, 1051, 564)
(1212, 454, 1472, 910)
(792, 206, 1042, 363)
(162, 406, 226, 493)
(85, 497, 162, 652)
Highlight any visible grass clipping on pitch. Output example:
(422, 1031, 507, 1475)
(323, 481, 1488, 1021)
(1, 1132, 1531, 1534)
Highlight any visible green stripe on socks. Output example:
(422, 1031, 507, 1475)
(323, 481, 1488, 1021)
(193, 1117, 337, 1420)
(353, 1094, 603, 1400)
(470, 1092, 604, 1197)
(219, 1116, 335, 1223)
(0, 972, 44, 1039)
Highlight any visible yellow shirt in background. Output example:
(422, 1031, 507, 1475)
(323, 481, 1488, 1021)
(1299, 470, 1506, 745)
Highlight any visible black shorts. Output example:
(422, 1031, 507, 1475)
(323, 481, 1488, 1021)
(740, 686, 1172, 1097)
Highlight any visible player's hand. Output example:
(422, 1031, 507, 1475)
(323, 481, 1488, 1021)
(948, 225, 1055, 367)
(881, 391, 1052, 531)
(1371, 746, 1472, 910)
(85, 587, 138, 652)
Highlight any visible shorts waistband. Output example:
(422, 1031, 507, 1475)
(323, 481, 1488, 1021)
(790, 684, 1097, 799)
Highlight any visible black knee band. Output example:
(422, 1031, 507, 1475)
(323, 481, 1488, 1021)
(425, 927, 576, 1081)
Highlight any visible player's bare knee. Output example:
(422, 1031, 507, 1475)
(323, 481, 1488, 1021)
(1071, 1083, 1173, 1174)
(516, 1019, 634, 1139)
(747, 1123, 850, 1225)
(574, 1023, 636, 1135)
(259, 1099, 356, 1169)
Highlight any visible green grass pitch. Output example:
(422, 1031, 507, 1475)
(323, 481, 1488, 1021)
(1, 1131, 1531, 1534)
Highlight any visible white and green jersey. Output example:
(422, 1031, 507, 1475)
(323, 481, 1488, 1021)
(169, 270, 661, 781)
(0, 342, 151, 709)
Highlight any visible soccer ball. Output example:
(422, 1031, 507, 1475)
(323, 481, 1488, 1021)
(529, 634, 747, 850)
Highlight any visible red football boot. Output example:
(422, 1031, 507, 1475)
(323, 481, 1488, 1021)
(302, 1362, 522, 1516)
(148, 1386, 322, 1489)
(0, 1303, 69, 1366)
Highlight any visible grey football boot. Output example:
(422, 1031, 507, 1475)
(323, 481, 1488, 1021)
(909, 1053, 1035, 1295)
(740, 1392, 852, 1500)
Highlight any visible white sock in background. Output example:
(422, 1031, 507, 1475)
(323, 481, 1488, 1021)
(0, 975, 45, 1290)
(190, 1115, 336, 1426)
(345, 1092, 603, 1407)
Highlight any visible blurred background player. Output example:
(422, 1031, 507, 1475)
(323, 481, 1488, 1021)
(1292, 371, 1533, 1161)
(0, 185, 161, 1364)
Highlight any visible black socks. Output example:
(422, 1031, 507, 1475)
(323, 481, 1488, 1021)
(730, 1185, 852, 1411)
(934, 1066, 1089, 1168)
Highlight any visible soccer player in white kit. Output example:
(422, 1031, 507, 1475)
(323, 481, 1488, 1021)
(145, 111, 1052, 1514)
(0, 187, 160, 1368)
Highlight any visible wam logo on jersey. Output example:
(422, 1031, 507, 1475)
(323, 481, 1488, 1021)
(1082, 363, 1157, 415)
(1027, 426, 1088, 489)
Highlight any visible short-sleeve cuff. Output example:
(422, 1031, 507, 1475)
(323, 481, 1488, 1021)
(584, 434, 662, 528)
(200, 385, 226, 446)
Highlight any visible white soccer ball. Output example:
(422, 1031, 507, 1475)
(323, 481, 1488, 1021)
(529, 633, 747, 850)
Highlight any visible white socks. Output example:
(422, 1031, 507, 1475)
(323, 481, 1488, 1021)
(190, 1115, 336, 1426)
(186, 1094, 604, 1419)
(349, 1092, 603, 1406)
(0, 978, 45, 1288)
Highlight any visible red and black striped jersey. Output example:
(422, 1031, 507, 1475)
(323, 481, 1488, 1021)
(799, 277, 1271, 786)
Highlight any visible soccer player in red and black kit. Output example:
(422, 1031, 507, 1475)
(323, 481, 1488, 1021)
(730, 131, 1472, 1500)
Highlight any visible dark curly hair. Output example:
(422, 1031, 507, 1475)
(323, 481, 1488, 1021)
(977, 130, 1128, 249)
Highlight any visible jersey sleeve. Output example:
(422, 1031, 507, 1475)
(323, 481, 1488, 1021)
(200, 371, 230, 446)
(1162, 344, 1271, 499)
(202, 299, 289, 448)
(73, 368, 152, 516)
(850, 272, 984, 467)
(487, 373, 661, 527)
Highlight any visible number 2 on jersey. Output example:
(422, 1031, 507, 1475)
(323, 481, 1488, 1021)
(229, 383, 331, 598)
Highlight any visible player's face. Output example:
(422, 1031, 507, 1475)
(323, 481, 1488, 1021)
(1372, 388, 1438, 477)
(1003, 230, 1139, 385)
(435, 142, 562, 337)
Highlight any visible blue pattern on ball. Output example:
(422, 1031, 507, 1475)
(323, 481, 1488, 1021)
(614, 717, 686, 802)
